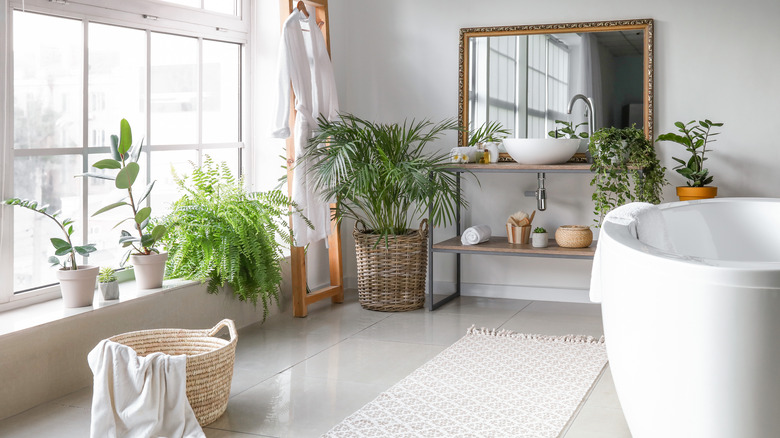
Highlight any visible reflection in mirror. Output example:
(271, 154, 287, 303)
(459, 19, 653, 146)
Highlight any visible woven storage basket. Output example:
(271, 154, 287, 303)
(353, 219, 428, 312)
(109, 319, 237, 427)
(555, 225, 593, 248)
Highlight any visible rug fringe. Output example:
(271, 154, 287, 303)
(466, 325, 605, 344)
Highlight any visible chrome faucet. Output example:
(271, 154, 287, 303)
(567, 94, 596, 139)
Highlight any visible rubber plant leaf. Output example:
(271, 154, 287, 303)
(110, 135, 121, 161)
(135, 206, 151, 224)
(136, 181, 156, 205)
(92, 159, 121, 170)
(92, 201, 129, 216)
(50, 238, 71, 250)
(117, 118, 133, 156)
(115, 162, 140, 189)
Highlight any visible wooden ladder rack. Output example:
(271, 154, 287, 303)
(279, 0, 343, 317)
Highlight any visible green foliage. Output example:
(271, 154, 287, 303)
(656, 119, 723, 187)
(589, 126, 668, 226)
(158, 157, 299, 320)
(81, 119, 166, 263)
(548, 120, 589, 139)
(2, 197, 96, 269)
(467, 120, 511, 146)
(98, 266, 117, 283)
(303, 113, 463, 241)
(533, 227, 547, 233)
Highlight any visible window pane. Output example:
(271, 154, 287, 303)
(13, 12, 82, 149)
(202, 40, 240, 144)
(149, 150, 199, 214)
(159, 0, 199, 8)
(151, 33, 198, 145)
(88, 23, 146, 147)
(13, 155, 83, 291)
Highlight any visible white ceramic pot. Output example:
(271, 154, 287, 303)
(99, 281, 120, 300)
(57, 265, 98, 308)
(531, 232, 549, 248)
(130, 252, 168, 289)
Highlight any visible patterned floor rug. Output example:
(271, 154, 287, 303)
(322, 326, 608, 438)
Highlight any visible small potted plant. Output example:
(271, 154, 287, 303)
(531, 226, 548, 248)
(549, 120, 589, 154)
(3, 198, 98, 307)
(656, 119, 723, 201)
(82, 119, 167, 289)
(98, 267, 119, 300)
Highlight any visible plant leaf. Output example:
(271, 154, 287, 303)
(50, 238, 71, 250)
(74, 244, 97, 256)
(92, 201, 129, 216)
(151, 224, 166, 241)
(135, 207, 151, 224)
(118, 119, 133, 156)
(110, 134, 121, 161)
(92, 159, 121, 170)
(78, 172, 116, 181)
(115, 162, 140, 189)
(136, 181, 156, 205)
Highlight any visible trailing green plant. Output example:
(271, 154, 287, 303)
(81, 119, 166, 263)
(2, 198, 96, 269)
(158, 157, 301, 319)
(533, 226, 547, 233)
(467, 120, 511, 146)
(656, 119, 723, 187)
(589, 126, 667, 225)
(98, 267, 117, 283)
(548, 120, 589, 139)
(304, 113, 464, 242)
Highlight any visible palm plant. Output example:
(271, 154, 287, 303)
(467, 120, 511, 146)
(304, 113, 463, 240)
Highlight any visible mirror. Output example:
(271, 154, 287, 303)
(458, 19, 653, 147)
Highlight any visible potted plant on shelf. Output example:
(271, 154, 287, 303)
(158, 157, 301, 320)
(81, 119, 167, 289)
(303, 113, 463, 311)
(589, 126, 667, 225)
(98, 266, 119, 300)
(3, 198, 98, 307)
(656, 119, 723, 201)
(549, 119, 589, 154)
(531, 227, 548, 248)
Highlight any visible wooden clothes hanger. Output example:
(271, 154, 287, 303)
(296, 1, 309, 17)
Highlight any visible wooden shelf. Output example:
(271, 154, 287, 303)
(443, 162, 592, 173)
(433, 236, 596, 259)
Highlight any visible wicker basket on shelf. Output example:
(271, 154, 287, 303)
(353, 219, 428, 312)
(555, 225, 593, 248)
(109, 319, 237, 426)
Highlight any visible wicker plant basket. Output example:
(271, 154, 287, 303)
(353, 219, 428, 312)
(555, 225, 593, 248)
(109, 319, 237, 427)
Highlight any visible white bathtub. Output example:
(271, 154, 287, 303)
(595, 198, 780, 438)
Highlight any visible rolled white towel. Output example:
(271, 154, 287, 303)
(461, 224, 491, 245)
(450, 146, 478, 163)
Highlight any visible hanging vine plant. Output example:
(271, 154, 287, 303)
(589, 126, 667, 225)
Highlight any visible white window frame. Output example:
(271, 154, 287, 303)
(0, 0, 252, 310)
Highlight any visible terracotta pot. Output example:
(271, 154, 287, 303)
(58, 265, 98, 308)
(130, 252, 168, 289)
(677, 186, 717, 201)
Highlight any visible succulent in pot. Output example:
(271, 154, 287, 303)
(80, 118, 168, 289)
(98, 266, 119, 300)
(531, 226, 549, 248)
(656, 119, 723, 201)
(2, 198, 98, 307)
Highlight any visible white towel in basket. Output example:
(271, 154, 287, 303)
(88, 339, 205, 438)
(461, 224, 492, 245)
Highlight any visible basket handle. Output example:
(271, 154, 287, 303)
(208, 319, 237, 341)
(354, 219, 368, 233)
(418, 218, 428, 236)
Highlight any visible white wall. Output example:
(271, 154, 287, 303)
(327, 0, 780, 298)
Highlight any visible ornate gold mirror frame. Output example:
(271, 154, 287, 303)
(458, 19, 654, 146)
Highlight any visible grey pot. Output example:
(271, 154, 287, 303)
(99, 281, 119, 300)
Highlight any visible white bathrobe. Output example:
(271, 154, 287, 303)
(272, 7, 339, 247)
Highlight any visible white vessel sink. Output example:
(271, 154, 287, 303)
(503, 138, 579, 165)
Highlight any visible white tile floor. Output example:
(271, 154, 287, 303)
(0, 292, 632, 437)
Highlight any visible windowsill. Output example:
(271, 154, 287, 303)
(0, 278, 199, 338)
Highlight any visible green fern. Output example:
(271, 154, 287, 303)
(159, 157, 303, 320)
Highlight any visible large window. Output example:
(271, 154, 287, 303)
(2, 0, 247, 303)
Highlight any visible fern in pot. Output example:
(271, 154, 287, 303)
(158, 158, 299, 320)
(303, 113, 463, 311)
